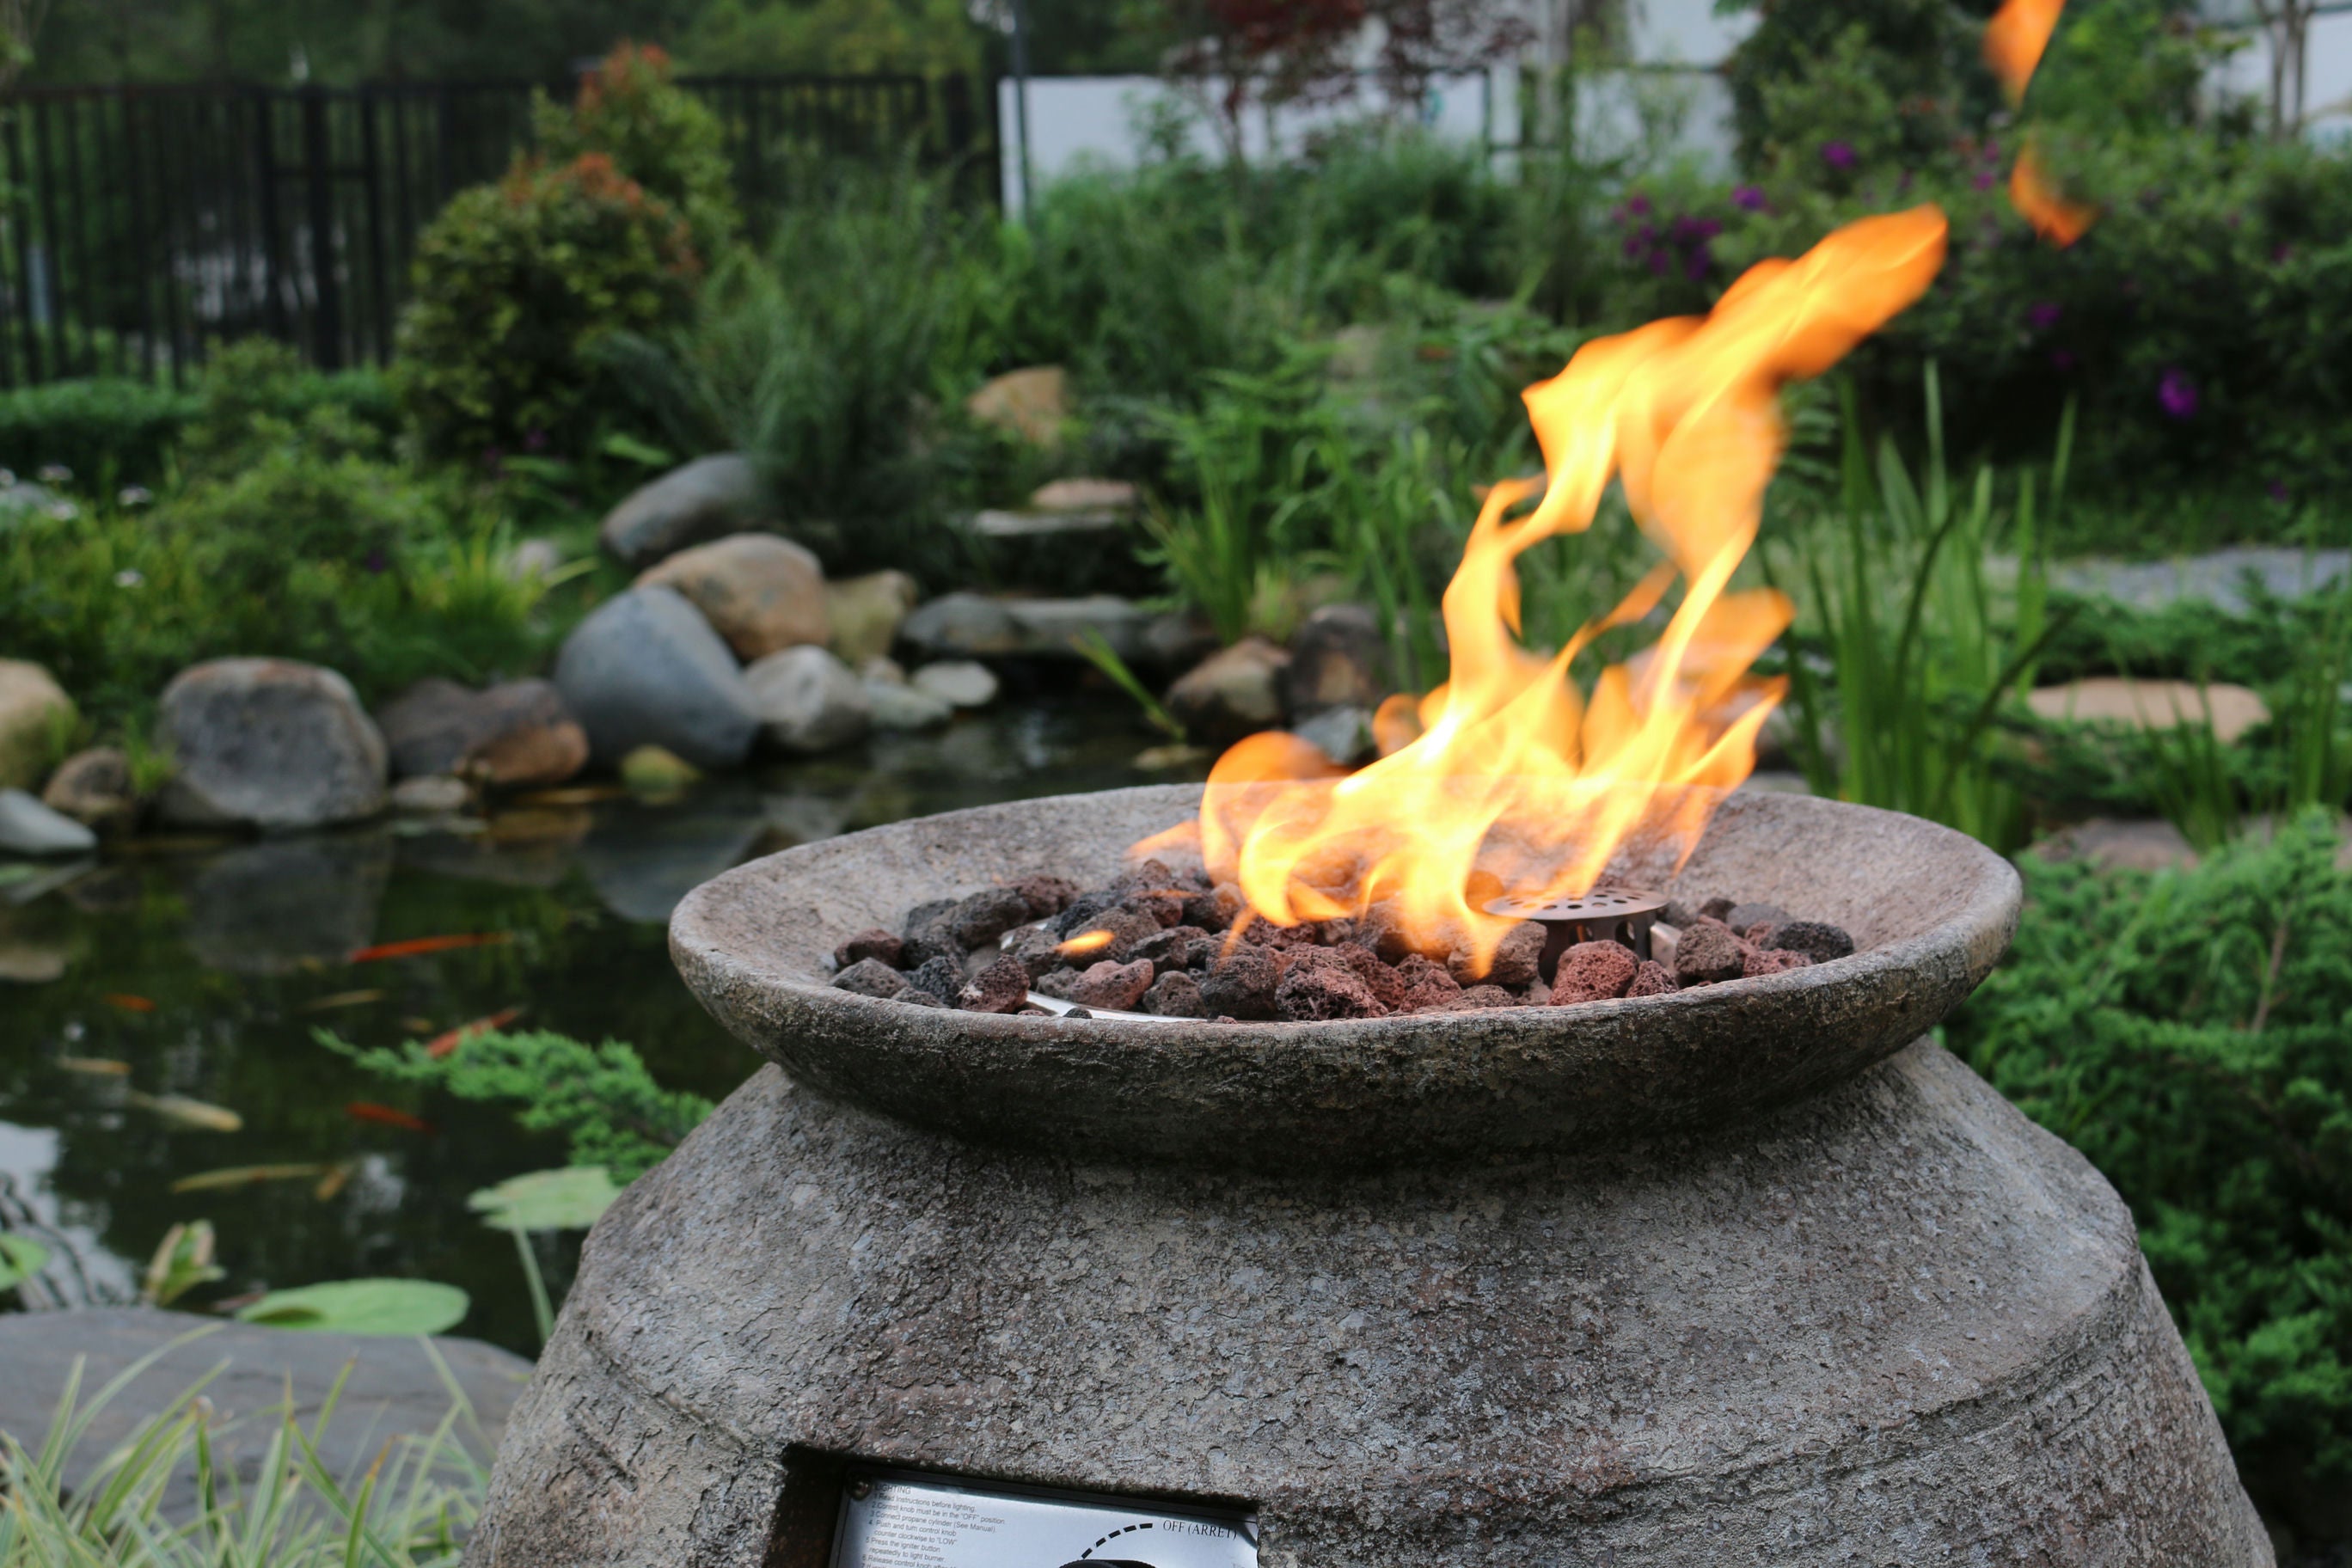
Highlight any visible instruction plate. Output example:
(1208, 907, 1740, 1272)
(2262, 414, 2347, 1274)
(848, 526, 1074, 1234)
(832, 1469, 1258, 1568)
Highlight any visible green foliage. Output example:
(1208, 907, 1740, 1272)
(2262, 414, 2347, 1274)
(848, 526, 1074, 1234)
(138, 1221, 223, 1308)
(0, 1232, 50, 1295)
(1, 1340, 482, 1567)
(677, 0, 984, 75)
(236, 1279, 471, 1336)
(1946, 814, 2352, 1527)
(395, 150, 701, 459)
(318, 1027, 714, 1184)
(533, 41, 741, 261)
(1718, 0, 1995, 175)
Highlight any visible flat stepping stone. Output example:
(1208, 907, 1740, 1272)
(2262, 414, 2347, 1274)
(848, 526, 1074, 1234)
(2027, 677, 2269, 744)
(0, 1307, 532, 1520)
(2048, 547, 2352, 614)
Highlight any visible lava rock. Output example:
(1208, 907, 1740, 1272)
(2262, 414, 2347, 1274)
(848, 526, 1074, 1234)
(1197, 941, 1280, 1020)
(897, 989, 948, 1008)
(554, 586, 760, 769)
(1724, 901, 1794, 937)
(1011, 875, 1080, 919)
(1449, 920, 1545, 989)
(899, 906, 965, 969)
(1743, 947, 1815, 978)
(834, 929, 903, 970)
(1626, 959, 1678, 997)
(830, 958, 910, 999)
(1143, 970, 1206, 1018)
(1767, 920, 1856, 965)
(1332, 943, 1407, 1010)
(1164, 637, 1290, 742)
(1065, 959, 1154, 1012)
(747, 646, 871, 755)
(157, 658, 389, 830)
(1075, 907, 1162, 964)
(958, 955, 1032, 1014)
(1552, 940, 1639, 1005)
(908, 956, 966, 1005)
(1050, 889, 1120, 938)
(0, 787, 98, 856)
(600, 454, 770, 570)
(377, 678, 588, 787)
(1004, 923, 1066, 980)
(1135, 925, 1211, 971)
(948, 887, 1032, 950)
(639, 533, 830, 662)
(1454, 983, 1520, 1010)
(40, 747, 135, 833)
(1275, 948, 1387, 1021)
(0, 659, 74, 792)
(1675, 920, 1749, 987)
(1700, 897, 1736, 921)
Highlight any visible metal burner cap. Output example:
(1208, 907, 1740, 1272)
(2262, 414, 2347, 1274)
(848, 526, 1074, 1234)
(1485, 888, 1667, 922)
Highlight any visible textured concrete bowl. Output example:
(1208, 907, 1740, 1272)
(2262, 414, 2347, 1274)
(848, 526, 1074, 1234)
(671, 785, 2019, 1171)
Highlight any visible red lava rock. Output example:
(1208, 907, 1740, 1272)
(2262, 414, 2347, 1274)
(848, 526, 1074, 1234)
(1332, 943, 1406, 1009)
(1067, 959, 1154, 1012)
(1136, 926, 1212, 971)
(1674, 920, 1749, 987)
(1005, 924, 1066, 979)
(1448, 920, 1544, 988)
(1198, 941, 1280, 1020)
(1011, 875, 1081, 919)
(830, 958, 908, 999)
(897, 989, 948, 1008)
(1742, 947, 1814, 978)
(1552, 940, 1639, 1005)
(1015, 1005, 1051, 1016)
(1275, 949, 1387, 1021)
(1626, 959, 1677, 996)
(1084, 907, 1163, 963)
(957, 954, 1032, 1013)
(833, 928, 903, 969)
(1452, 983, 1520, 1010)
(1144, 970, 1206, 1018)
(1179, 890, 1229, 930)
(1767, 920, 1855, 965)
(899, 900, 966, 967)
(1124, 890, 1188, 928)
(948, 886, 1032, 949)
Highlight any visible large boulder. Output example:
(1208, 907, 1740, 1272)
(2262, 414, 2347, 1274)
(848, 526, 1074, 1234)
(824, 571, 922, 668)
(599, 454, 769, 570)
(1166, 636, 1289, 742)
(964, 365, 1069, 448)
(1283, 603, 1391, 717)
(40, 746, 137, 832)
(156, 659, 388, 830)
(376, 678, 588, 787)
(0, 659, 74, 792)
(746, 646, 870, 755)
(637, 533, 829, 662)
(554, 586, 759, 770)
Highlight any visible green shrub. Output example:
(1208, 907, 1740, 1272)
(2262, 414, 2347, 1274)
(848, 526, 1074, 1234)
(395, 152, 702, 459)
(533, 41, 741, 261)
(1946, 814, 2352, 1533)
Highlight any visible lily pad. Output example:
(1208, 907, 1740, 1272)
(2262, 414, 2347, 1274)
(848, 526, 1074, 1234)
(235, 1278, 469, 1337)
(0, 1233, 49, 1291)
(469, 1167, 621, 1233)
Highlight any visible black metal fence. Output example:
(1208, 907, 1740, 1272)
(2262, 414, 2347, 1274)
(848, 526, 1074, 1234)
(0, 73, 992, 388)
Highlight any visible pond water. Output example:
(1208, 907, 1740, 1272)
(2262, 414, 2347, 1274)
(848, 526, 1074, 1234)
(0, 695, 1205, 1356)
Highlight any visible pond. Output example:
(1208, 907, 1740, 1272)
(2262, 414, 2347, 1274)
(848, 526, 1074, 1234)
(0, 695, 1204, 1356)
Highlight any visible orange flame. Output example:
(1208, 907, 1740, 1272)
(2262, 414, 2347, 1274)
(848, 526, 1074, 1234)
(1984, 0, 2096, 247)
(1167, 209, 1950, 976)
(1057, 928, 1117, 957)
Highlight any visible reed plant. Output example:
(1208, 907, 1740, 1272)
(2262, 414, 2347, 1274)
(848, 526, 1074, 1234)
(0, 1332, 485, 1567)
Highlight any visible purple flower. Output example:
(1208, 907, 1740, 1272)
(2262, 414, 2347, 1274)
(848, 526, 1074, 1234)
(2050, 349, 2079, 371)
(1732, 184, 1769, 211)
(1669, 215, 1722, 243)
(1820, 141, 1858, 172)
(2158, 369, 2199, 420)
(2027, 301, 2062, 332)
(1624, 193, 1652, 218)
(2268, 479, 2291, 503)
(524, 427, 550, 453)
(1646, 248, 1672, 277)
(2273, 243, 2294, 264)
(1897, 169, 1914, 193)
(1685, 244, 1714, 280)
(364, 547, 389, 575)
(1972, 168, 1997, 192)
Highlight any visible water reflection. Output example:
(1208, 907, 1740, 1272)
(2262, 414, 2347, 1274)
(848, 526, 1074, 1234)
(0, 697, 1201, 1353)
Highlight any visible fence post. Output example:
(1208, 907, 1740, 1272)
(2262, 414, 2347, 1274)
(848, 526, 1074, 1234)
(300, 86, 344, 371)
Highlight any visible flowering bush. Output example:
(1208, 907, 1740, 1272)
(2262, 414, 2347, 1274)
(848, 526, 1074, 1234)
(395, 151, 701, 458)
(533, 42, 740, 262)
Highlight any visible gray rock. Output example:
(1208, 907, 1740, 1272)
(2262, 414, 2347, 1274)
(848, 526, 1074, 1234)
(156, 658, 387, 830)
(0, 658, 76, 792)
(376, 677, 588, 787)
(864, 676, 953, 732)
(824, 570, 922, 668)
(746, 646, 870, 755)
(2047, 546, 2352, 615)
(0, 787, 99, 855)
(1165, 637, 1289, 743)
(388, 775, 472, 815)
(0, 1307, 529, 1525)
(41, 745, 136, 831)
(1282, 603, 1390, 716)
(598, 453, 769, 569)
(1292, 703, 1373, 765)
(898, 591, 1023, 658)
(554, 586, 760, 770)
(183, 834, 392, 975)
(900, 592, 1161, 665)
(909, 659, 998, 709)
